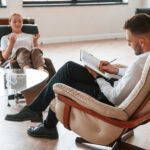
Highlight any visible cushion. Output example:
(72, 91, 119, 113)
(119, 55, 150, 117)
(0, 24, 39, 40)
(135, 8, 150, 16)
(53, 83, 128, 121)
(53, 85, 125, 145)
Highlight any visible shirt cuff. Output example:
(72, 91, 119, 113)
(118, 68, 126, 76)
(96, 78, 106, 86)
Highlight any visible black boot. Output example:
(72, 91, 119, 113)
(27, 123, 58, 139)
(5, 106, 43, 122)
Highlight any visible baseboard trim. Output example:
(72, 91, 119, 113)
(39, 32, 125, 44)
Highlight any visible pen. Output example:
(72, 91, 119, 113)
(109, 58, 118, 64)
(102, 58, 118, 66)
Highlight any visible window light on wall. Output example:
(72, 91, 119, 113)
(23, 0, 128, 7)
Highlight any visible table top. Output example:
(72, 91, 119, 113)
(0, 68, 48, 97)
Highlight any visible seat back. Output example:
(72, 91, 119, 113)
(135, 8, 150, 16)
(0, 51, 5, 66)
(0, 24, 39, 43)
(0, 18, 34, 25)
(119, 55, 150, 118)
(118, 9, 150, 117)
(0, 18, 39, 44)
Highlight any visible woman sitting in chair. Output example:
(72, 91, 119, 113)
(0, 12, 45, 70)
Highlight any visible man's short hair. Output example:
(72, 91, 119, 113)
(124, 13, 150, 36)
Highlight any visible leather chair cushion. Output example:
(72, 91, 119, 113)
(52, 87, 124, 145)
(119, 55, 150, 117)
(53, 83, 128, 121)
(135, 8, 150, 16)
(0, 24, 39, 41)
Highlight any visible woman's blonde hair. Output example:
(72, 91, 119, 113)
(9, 13, 23, 23)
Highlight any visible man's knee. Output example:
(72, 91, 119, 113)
(64, 61, 77, 67)
(61, 61, 79, 72)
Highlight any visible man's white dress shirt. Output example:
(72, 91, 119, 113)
(96, 52, 150, 105)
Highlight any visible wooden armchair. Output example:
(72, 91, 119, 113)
(50, 54, 150, 150)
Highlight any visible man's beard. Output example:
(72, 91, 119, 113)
(135, 43, 143, 55)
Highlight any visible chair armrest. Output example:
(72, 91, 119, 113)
(44, 57, 56, 80)
(0, 51, 5, 66)
(10, 59, 20, 68)
(53, 83, 128, 121)
(0, 50, 20, 69)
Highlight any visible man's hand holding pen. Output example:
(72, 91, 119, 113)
(85, 66, 99, 79)
(99, 58, 119, 75)
(85, 57, 119, 79)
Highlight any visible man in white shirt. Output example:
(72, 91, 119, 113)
(5, 13, 150, 139)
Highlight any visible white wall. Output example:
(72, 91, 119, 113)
(0, 0, 144, 44)
(141, 0, 150, 7)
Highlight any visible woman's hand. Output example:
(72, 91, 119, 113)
(33, 34, 40, 47)
(99, 60, 119, 75)
(33, 34, 40, 42)
(8, 33, 17, 44)
(2, 33, 17, 60)
(85, 66, 99, 79)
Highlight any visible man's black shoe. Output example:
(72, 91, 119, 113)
(5, 106, 43, 122)
(27, 123, 58, 139)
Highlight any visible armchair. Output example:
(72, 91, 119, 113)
(135, 8, 150, 15)
(0, 18, 56, 78)
(0, 18, 56, 105)
(0, 23, 39, 69)
(50, 54, 150, 150)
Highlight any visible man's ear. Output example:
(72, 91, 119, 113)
(139, 37, 146, 48)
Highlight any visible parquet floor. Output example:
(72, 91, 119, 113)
(0, 38, 149, 150)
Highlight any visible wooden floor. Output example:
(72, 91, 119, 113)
(0, 38, 150, 150)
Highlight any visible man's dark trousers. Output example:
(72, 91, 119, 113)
(29, 61, 113, 128)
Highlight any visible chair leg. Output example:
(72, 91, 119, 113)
(76, 137, 91, 144)
(7, 94, 15, 106)
(76, 137, 111, 150)
(75, 131, 134, 144)
(121, 130, 134, 142)
(112, 130, 145, 150)
(76, 130, 145, 150)
(112, 140, 146, 150)
(15, 93, 25, 103)
(7, 93, 25, 106)
(7, 99, 11, 107)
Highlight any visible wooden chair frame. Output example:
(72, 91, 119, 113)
(56, 92, 150, 150)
